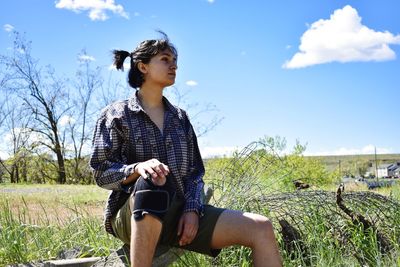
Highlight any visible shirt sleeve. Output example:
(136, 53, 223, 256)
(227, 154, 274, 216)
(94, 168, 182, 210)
(89, 110, 136, 192)
(182, 114, 205, 216)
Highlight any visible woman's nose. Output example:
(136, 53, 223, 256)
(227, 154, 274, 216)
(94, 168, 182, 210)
(170, 61, 177, 70)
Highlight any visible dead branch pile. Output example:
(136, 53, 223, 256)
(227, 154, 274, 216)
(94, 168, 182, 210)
(206, 141, 400, 265)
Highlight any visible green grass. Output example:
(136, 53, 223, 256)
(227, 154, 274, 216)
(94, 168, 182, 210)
(2, 138, 400, 266)
(0, 184, 122, 266)
(0, 183, 108, 205)
(1, 180, 400, 266)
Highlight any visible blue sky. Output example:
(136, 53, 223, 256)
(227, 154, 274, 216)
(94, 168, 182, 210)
(1, 0, 399, 158)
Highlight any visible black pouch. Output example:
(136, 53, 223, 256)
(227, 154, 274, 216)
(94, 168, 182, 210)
(132, 176, 172, 221)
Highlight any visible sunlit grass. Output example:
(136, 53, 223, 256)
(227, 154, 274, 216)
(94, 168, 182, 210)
(0, 183, 108, 205)
(0, 193, 121, 265)
(0, 184, 120, 265)
(1, 176, 400, 266)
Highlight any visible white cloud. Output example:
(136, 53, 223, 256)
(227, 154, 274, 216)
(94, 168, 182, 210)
(55, 0, 129, 21)
(0, 150, 9, 160)
(207, 0, 215, 3)
(78, 54, 95, 62)
(304, 144, 393, 156)
(59, 115, 76, 126)
(3, 128, 31, 144)
(283, 5, 400, 69)
(0, 126, 93, 160)
(200, 146, 239, 158)
(1, 128, 50, 155)
(3, 24, 14, 32)
(63, 142, 92, 157)
(186, 80, 198, 86)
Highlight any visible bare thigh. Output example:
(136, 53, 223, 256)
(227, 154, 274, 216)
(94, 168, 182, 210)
(210, 210, 270, 249)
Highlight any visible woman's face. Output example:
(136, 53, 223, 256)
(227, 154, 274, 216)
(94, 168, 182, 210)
(142, 49, 178, 88)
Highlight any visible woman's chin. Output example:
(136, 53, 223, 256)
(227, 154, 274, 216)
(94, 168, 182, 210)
(165, 79, 175, 87)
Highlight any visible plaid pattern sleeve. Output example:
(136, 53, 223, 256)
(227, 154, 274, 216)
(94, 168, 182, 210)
(90, 104, 134, 191)
(182, 113, 205, 216)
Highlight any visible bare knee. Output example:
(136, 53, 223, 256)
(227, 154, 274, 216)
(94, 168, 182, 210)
(130, 214, 162, 264)
(131, 214, 162, 241)
(247, 214, 275, 247)
(249, 213, 273, 229)
(258, 215, 274, 234)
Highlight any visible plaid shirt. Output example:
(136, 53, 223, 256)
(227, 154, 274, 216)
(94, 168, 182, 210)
(89, 91, 205, 235)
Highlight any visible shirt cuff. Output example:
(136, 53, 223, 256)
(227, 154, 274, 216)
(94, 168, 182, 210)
(183, 198, 204, 217)
(121, 163, 139, 193)
(123, 163, 138, 178)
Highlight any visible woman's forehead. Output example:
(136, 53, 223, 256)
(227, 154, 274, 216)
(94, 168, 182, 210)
(158, 49, 177, 59)
(164, 48, 176, 55)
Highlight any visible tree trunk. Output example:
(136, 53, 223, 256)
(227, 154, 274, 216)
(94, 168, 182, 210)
(21, 160, 27, 183)
(48, 106, 66, 184)
(55, 143, 66, 184)
(10, 165, 16, 183)
(15, 165, 19, 183)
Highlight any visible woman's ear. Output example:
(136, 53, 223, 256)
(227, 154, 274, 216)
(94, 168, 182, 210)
(137, 62, 147, 74)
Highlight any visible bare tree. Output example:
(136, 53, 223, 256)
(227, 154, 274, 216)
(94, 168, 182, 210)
(0, 95, 33, 183)
(99, 71, 130, 107)
(0, 32, 70, 184)
(63, 50, 103, 183)
(165, 86, 224, 138)
(0, 83, 8, 183)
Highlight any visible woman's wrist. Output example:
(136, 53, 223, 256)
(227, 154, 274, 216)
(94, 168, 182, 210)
(122, 163, 140, 185)
(133, 162, 140, 175)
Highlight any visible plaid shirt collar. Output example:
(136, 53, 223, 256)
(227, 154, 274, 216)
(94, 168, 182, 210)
(128, 90, 179, 117)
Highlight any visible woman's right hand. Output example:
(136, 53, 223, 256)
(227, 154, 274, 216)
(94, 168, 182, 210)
(135, 159, 169, 186)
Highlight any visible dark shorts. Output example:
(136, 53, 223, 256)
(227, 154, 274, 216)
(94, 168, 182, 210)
(111, 188, 225, 257)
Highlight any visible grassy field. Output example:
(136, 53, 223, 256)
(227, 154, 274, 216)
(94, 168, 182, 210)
(1, 182, 400, 266)
(308, 153, 400, 174)
(0, 184, 123, 266)
(1, 151, 400, 266)
(0, 184, 107, 224)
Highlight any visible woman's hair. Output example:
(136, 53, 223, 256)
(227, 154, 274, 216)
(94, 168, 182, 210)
(112, 31, 177, 89)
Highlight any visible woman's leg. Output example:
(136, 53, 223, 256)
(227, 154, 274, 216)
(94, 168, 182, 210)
(129, 176, 169, 266)
(130, 214, 162, 267)
(210, 210, 282, 267)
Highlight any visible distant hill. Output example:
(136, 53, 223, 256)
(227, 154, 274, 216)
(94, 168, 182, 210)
(306, 154, 400, 175)
(204, 153, 400, 177)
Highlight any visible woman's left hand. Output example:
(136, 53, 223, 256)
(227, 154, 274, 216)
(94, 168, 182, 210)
(177, 211, 199, 246)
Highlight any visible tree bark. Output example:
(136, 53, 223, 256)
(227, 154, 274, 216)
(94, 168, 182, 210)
(55, 143, 66, 184)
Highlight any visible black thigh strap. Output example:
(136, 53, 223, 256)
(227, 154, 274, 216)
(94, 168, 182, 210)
(132, 176, 172, 221)
(133, 189, 170, 215)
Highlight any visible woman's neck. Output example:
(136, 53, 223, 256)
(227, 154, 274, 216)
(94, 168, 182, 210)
(138, 86, 164, 109)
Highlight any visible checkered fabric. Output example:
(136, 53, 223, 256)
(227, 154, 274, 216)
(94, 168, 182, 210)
(89, 91, 205, 235)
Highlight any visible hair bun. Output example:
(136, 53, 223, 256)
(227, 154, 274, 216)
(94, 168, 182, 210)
(112, 50, 131, 71)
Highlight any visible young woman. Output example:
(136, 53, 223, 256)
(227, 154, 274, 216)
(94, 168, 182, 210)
(90, 32, 282, 267)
